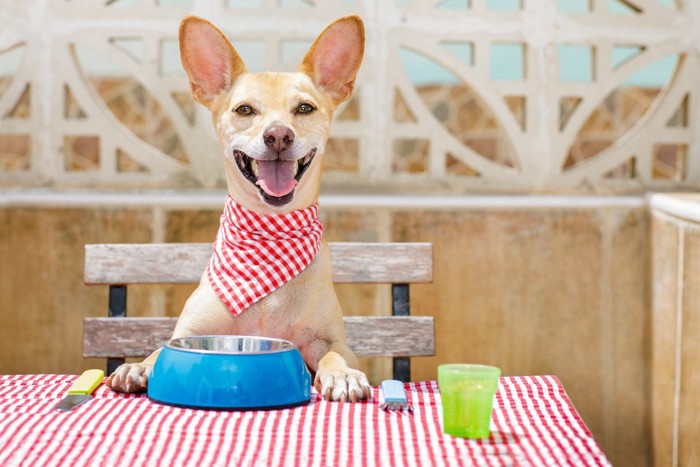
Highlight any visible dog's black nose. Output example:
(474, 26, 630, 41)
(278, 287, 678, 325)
(264, 126, 295, 153)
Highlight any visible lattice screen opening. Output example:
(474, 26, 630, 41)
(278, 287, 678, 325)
(281, 40, 314, 69)
(610, 0, 643, 14)
(486, 0, 522, 11)
(435, 0, 470, 9)
(159, 0, 191, 5)
(0, 44, 29, 173)
(559, 97, 583, 131)
(280, 0, 314, 8)
(72, 44, 190, 165)
(490, 43, 525, 81)
(108, 0, 194, 7)
(226, 0, 264, 9)
(117, 148, 150, 173)
(111, 38, 144, 64)
(394, 90, 416, 123)
(226, 40, 266, 72)
(0, 45, 26, 112)
(666, 94, 689, 128)
(446, 152, 480, 177)
(0, 135, 30, 171)
(558, 0, 590, 13)
(609, 0, 677, 14)
(225, 0, 316, 10)
(612, 45, 645, 70)
(64, 136, 100, 172)
(171, 92, 196, 125)
(559, 45, 595, 83)
(563, 53, 681, 171)
(441, 42, 474, 67)
(107, 0, 135, 7)
(159, 39, 183, 76)
(504, 96, 526, 131)
(0, 44, 26, 99)
(393, 139, 430, 174)
(604, 157, 636, 179)
(336, 94, 360, 122)
(398, 47, 518, 170)
(652, 144, 685, 181)
(324, 138, 359, 172)
(64, 85, 87, 120)
(5, 84, 30, 119)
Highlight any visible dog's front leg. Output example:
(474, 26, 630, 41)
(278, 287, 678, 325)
(313, 343, 371, 402)
(107, 276, 232, 393)
(106, 349, 160, 393)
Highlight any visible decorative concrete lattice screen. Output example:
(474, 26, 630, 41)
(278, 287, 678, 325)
(0, 0, 698, 193)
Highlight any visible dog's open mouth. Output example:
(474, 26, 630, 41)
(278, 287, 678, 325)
(233, 149, 316, 206)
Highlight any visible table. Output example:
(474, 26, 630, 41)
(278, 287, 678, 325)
(0, 374, 610, 466)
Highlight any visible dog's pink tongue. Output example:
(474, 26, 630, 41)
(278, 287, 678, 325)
(256, 160, 297, 197)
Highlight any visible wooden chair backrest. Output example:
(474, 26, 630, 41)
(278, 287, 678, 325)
(83, 242, 434, 381)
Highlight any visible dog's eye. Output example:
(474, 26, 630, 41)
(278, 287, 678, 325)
(234, 105, 254, 116)
(297, 103, 315, 114)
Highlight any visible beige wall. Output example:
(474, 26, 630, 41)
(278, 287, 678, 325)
(651, 194, 700, 467)
(0, 195, 649, 466)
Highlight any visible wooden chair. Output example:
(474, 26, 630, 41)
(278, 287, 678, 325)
(83, 242, 434, 382)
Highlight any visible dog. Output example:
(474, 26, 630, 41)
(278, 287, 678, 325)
(106, 15, 371, 403)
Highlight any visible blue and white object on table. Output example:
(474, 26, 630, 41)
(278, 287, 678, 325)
(148, 336, 311, 410)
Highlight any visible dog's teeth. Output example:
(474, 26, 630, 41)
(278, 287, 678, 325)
(293, 160, 300, 176)
(252, 160, 259, 177)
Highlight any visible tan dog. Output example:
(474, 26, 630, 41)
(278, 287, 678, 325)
(106, 15, 371, 402)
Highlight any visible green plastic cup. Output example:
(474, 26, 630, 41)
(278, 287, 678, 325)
(438, 364, 501, 438)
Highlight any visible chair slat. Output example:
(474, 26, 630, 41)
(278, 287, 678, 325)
(84, 242, 433, 285)
(83, 316, 435, 358)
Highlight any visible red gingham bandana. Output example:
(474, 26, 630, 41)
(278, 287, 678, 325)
(207, 195, 323, 315)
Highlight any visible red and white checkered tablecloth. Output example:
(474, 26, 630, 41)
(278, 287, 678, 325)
(0, 374, 610, 466)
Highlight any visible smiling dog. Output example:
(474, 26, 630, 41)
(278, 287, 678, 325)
(107, 15, 371, 402)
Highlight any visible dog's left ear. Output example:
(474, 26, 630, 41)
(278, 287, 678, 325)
(299, 16, 365, 105)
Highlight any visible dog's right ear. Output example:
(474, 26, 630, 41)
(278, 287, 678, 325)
(179, 16, 246, 108)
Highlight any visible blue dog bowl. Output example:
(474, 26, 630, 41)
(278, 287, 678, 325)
(148, 336, 311, 410)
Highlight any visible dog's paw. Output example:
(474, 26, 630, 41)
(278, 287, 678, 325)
(106, 363, 151, 393)
(314, 367, 371, 402)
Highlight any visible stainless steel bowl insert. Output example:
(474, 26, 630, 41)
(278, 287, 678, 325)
(165, 336, 295, 355)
